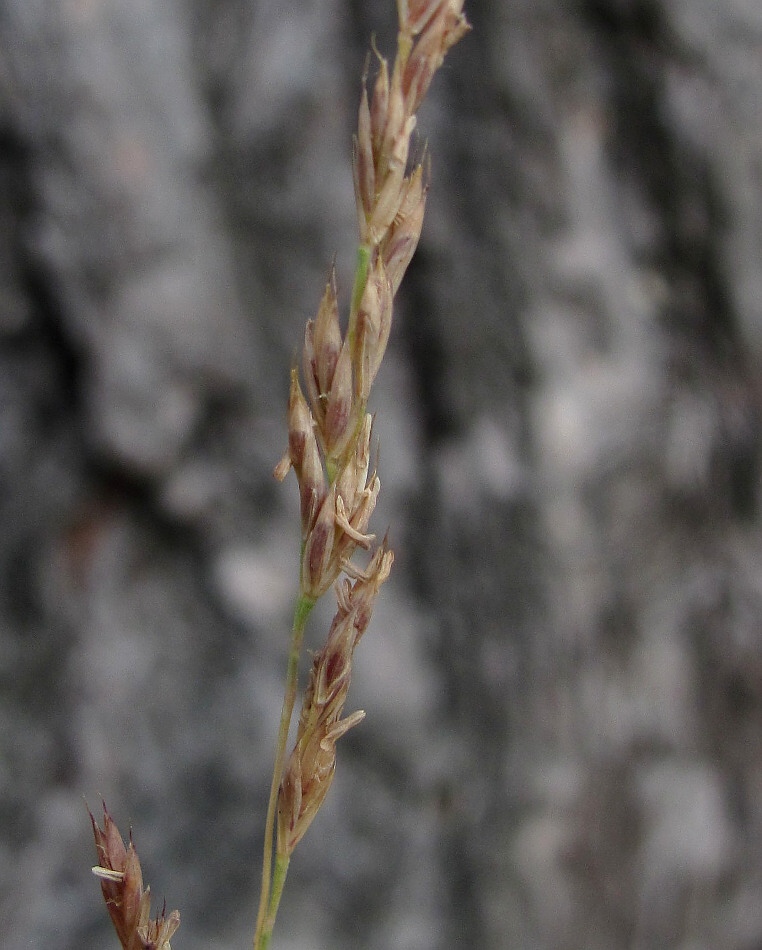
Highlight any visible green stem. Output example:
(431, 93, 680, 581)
(257, 853, 290, 950)
(253, 595, 314, 950)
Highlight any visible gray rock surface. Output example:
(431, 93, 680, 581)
(1, 1, 761, 948)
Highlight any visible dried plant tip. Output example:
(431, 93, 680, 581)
(89, 803, 143, 950)
(403, 1, 471, 113)
(88, 803, 180, 950)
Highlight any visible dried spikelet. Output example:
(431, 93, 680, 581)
(89, 803, 180, 950)
(369, 46, 390, 165)
(402, 1, 471, 113)
(276, 369, 327, 539)
(303, 273, 342, 419)
(355, 85, 375, 222)
(334, 413, 373, 515)
(301, 485, 339, 598)
(352, 253, 394, 399)
(322, 338, 355, 459)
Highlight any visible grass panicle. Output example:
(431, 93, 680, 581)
(258, 3, 469, 946)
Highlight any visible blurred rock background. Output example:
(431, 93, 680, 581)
(1, 0, 762, 948)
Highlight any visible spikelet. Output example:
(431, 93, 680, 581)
(89, 803, 180, 950)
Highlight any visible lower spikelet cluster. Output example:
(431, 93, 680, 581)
(278, 543, 394, 853)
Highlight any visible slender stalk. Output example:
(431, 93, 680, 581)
(253, 595, 314, 950)
(257, 852, 291, 950)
